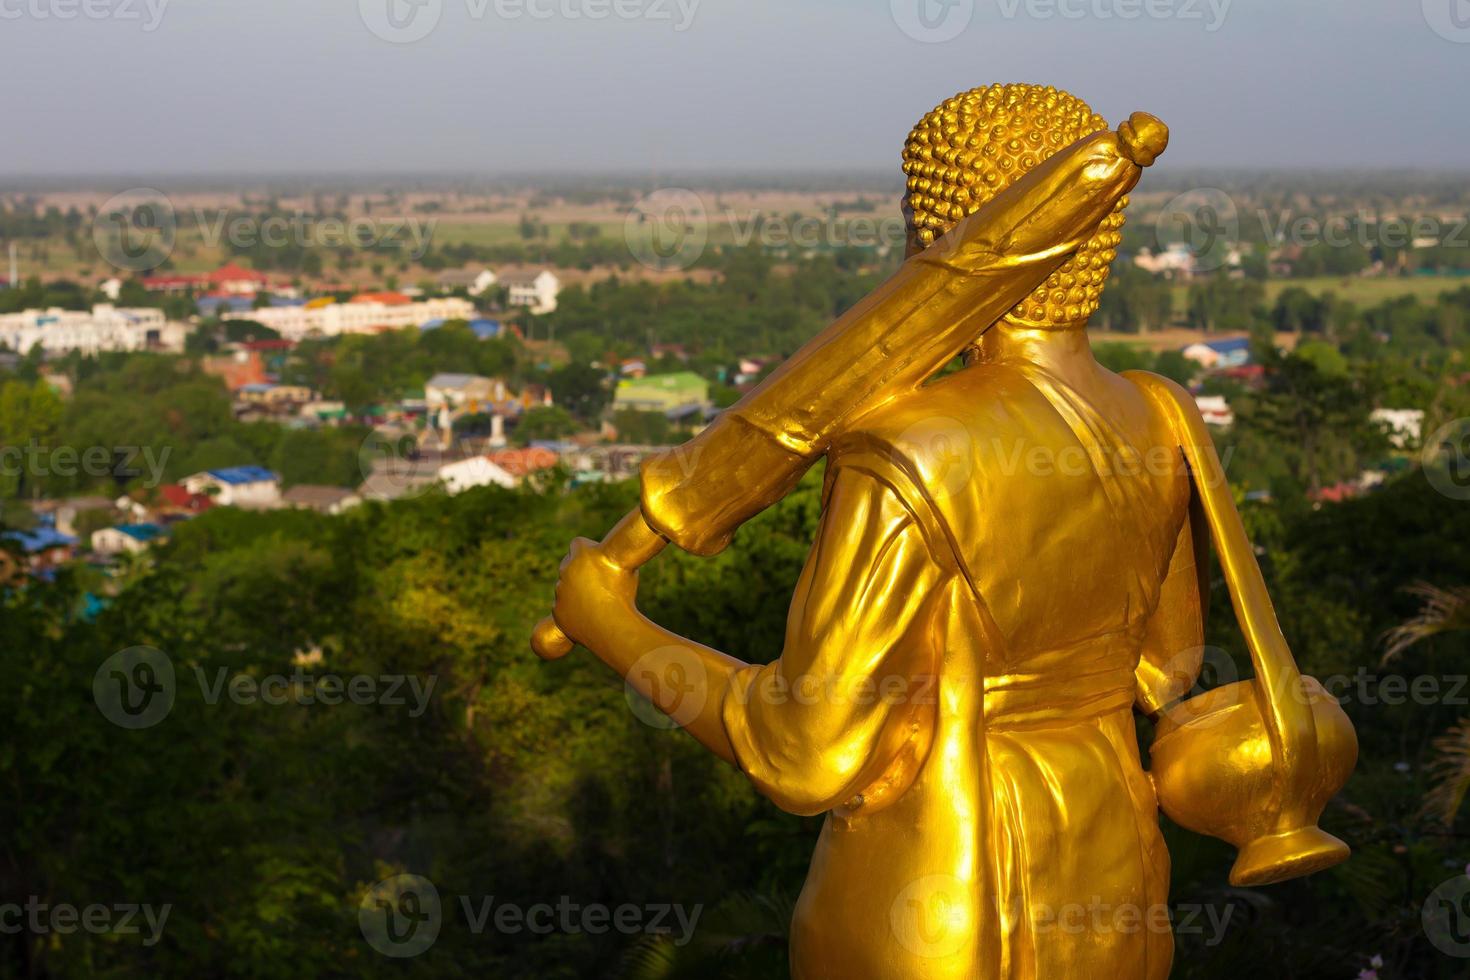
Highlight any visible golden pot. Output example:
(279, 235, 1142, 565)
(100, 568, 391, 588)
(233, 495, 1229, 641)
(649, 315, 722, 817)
(1150, 675, 1357, 887)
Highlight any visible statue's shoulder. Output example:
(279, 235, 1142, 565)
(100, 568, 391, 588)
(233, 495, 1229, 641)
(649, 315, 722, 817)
(835, 361, 1045, 454)
(827, 362, 1048, 499)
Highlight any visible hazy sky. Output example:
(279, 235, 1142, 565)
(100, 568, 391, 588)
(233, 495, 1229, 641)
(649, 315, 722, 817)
(0, 0, 1464, 175)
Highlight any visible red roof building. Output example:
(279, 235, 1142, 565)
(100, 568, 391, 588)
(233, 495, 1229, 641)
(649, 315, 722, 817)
(486, 447, 559, 479)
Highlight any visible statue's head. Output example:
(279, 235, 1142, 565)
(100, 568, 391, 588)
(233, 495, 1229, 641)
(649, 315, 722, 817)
(902, 83, 1127, 331)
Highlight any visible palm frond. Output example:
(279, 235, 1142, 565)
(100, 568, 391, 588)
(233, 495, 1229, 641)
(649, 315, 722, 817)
(1380, 582, 1470, 664)
(1423, 716, 1470, 826)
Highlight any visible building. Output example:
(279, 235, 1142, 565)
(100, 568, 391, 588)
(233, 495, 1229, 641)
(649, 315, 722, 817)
(2, 526, 77, 572)
(486, 447, 560, 483)
(502, 270, 560, 314)
(158, 484, 216, 514)
(436, 268, 498, 296)
(613, 371, 711, 419)
(420, 316, 508, 340)
(282, 485, 361, 514)
(1195, 394, 1235, 427)
(0, 305, 188, 355)
(425, 373, 511, 413)
(142, 262, 272, 295)
(91, 523, 165, 556)
(1181, 337, 1252, 371)
(222, 295, 473, 341)
(237, 383, 315, 410)
(182, 466, 282, 508)
(436, 456, 520, 494)
(1134, 243, 1197, 278)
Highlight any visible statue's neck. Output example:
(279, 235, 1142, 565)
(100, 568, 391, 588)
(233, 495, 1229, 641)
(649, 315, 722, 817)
(972, 322, 1095, 383)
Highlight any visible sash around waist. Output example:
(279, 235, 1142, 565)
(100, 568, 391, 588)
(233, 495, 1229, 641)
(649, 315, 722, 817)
(979, 631, 1141, 731)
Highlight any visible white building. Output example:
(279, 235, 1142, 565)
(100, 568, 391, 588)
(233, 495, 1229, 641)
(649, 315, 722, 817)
(1195, 394, 1235, 427)
(436, 456, 519, 494)
(436, 268, 499, 296)
(222, 296, 474, 341)
(0, 305, 188, 355)
(181, 466, 282, 508)
(91, 523, 165, 556)
(502, 270, 560, 314)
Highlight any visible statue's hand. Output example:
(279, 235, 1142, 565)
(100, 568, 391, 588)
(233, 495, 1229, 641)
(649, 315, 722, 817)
(550, 535, 641, 653)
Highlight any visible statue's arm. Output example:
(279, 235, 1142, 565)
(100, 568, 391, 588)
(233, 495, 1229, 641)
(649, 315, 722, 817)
(1134, 493, 1209, 716)
(551, 464, 945, 812)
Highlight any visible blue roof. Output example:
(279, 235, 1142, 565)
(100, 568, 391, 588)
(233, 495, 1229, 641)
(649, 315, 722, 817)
(1202, 338, 1251, 353)
(114, 524, 164, 542)
(3, 527, 77, 553)
(468, 318, 504, 339)
(207, 465, 279, 484)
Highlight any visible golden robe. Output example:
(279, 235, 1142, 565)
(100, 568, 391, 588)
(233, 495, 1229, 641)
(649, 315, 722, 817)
(720, 361, 1194, 979)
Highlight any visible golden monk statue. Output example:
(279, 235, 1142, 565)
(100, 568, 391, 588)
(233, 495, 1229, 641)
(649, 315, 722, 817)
(534, 83, 1356, 979)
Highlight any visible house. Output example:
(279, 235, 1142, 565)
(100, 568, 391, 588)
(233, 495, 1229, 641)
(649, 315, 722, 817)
(1134, 243, 1197, 278)
(142, 262, 271, 296)
(436, 268, 498, 296)
(1195, 394, 1234, 427)
(613, 371, 711, 419)
(91, 523, 165, 556)
(436, 456, 519, 494)
(486, 447, 560, 483)
(2, 526, 77, 572)
(424, 373, 509, 413)
(1181, 337, 1252, 370)
(502, 270, 561, 314)
(157, 484, 215, 514)
(181, 466, 282, 508)
(282, 485, 361, 514)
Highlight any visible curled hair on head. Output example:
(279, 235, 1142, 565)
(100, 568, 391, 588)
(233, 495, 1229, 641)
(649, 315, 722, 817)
(902, 83, 1128, 328)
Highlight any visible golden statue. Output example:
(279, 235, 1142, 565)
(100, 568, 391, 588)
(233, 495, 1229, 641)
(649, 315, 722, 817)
(533, 83, 1357, 979)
